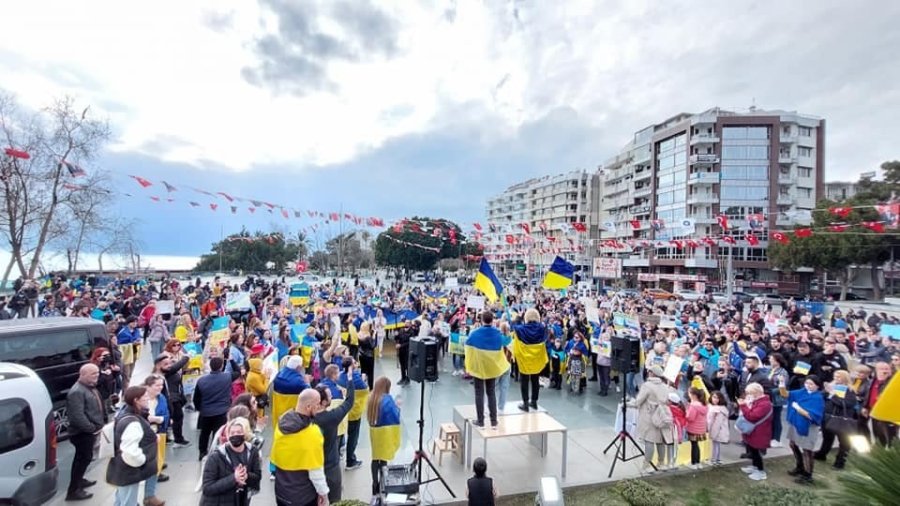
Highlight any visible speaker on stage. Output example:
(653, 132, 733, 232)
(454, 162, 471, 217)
(610, 335, 641, 374)
(408, 336, 439, 382)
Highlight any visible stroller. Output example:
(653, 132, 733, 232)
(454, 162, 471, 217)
(565, 354, 586, 394)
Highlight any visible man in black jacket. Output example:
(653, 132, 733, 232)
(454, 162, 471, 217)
(396, 319, 414, 386)
(194, 357, 236, 460)
(314, 373, 356, 502)
(65, 364, 107, 501)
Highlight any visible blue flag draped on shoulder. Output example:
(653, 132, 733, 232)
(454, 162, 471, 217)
(474, 258, 503, 303)
(542, 256, 574, 289)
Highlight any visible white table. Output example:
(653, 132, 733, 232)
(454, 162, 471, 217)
(464, 411, 568, 478)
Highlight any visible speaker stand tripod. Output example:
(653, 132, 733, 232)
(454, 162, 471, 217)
(602, 375, 654, 478)
(411, 380, 455, 497)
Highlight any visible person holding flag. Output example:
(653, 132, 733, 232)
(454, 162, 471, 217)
(473, 258, 503, 305)
(465, 311, 510, 428)
(511, 308, 549, 412)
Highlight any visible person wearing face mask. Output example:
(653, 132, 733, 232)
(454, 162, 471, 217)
(200, 417, 262, 506)
(271, 390, 329, 506)
(780, 374, 825, 484)
(106, 386, 163, 506)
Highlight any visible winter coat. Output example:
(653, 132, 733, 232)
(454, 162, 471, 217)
(200, 443, 262, 506)
(66, 381, 106, 436)
(739, 395, 773, 450)
(685, 402, 709, 436)
(707, 405, 730, 443)
(106, 407, 158, 486)
(245, 358, 268, 398)
(634, 376, 673, 444)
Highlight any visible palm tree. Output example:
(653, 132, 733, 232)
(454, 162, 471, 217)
(294, 231, 310, 260)
(833, 444, 900, 505)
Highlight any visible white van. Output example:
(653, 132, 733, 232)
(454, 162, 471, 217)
(0, 362, 58, 506)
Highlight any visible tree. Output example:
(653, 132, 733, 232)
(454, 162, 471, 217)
(93, 218, 143, 274)
(0, 92, 111, 284)
(324, 231, 374, 273)
(194, 229, 300, 273)
(374, 217, 480, 271)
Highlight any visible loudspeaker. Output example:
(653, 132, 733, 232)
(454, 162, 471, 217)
(610, 336, 641, 373)
(408, 336, 439, 382)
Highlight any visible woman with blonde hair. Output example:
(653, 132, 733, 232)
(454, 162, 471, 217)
(366, 376, 401, 495)
(511, 308, 548, 412)
(173, 314, 196, 343)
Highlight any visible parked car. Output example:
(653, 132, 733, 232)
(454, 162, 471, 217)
(412, 273, 426, 282)
(829, 292, 866, 301)
(675, 289, 704, 301)
(0, 318, 108, 440)
(647, 288, 678, 300)
(710, 292, 729, 304)
(0, 362, 58, 506)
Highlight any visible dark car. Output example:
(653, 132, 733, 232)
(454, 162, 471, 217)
(0, 318, 108, 440)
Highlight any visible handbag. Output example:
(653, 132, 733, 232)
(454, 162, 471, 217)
(825, 403, 856, 435)
(736, 406, 772, 435)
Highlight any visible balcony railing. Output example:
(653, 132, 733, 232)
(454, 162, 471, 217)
(687, 193, 718, 205)
(689, 154, 719, 165)
(690, 134, 720, 145)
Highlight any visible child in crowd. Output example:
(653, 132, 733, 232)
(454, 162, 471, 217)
(668, 392, 687, 469)
(707, 391, 730, 465)
(466, 457, 497, 506)
(548, 338, 565, 390)
(685, 387, 709, 469)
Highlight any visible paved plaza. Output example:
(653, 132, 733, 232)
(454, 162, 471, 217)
(47, 346, 787, 505)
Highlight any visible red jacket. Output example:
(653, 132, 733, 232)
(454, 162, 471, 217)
(740, 395, 773, 449)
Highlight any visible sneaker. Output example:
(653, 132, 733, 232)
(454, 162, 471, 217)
(748, 470, 767, 481)
(641, 462, 656, 474)
(346, 460, 363, 470)
(472, 420, 485, 428)
(787, 467, 804, 477)
(269, 474, 275, 482)
(65, 490, 93, 501)
(529, 401, 538, 410)
(770, 439, 782, 448)
(794, 475, 814, 485)
(741, 466, 757, 474)
(173, 440, 191, 448)
(688, 464, 701, 470)
(517, 403, 529, 412)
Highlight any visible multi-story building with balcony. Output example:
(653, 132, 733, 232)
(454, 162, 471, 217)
(484, 170, 601, 276)
(599, 107, 825, 293)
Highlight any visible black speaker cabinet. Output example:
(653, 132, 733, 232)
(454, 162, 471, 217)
(610, 335, 641, 373)
(408, 336, 439, 382)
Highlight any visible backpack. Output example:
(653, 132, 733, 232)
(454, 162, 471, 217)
(650, 401, 673, 429)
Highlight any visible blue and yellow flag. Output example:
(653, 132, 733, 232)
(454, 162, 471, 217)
(872, 374, 900, 424)
(370, 395, 402, 461)
(464, 326, 510, 379)
(474, 258, 503, 303)
(512, 322, 549, 375)
(542, 256, 574, 289)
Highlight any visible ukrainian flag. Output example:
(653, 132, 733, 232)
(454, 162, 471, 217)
(512, 322, 549, 375)
(464, 326, 510, 379)
(871, 374, 900, 424)
(474, 258, 503, 303)
(369, 395, 402, 462)
(542, 256, 574, 289)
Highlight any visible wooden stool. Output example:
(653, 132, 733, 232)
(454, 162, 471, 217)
(430, 422, 461, 465)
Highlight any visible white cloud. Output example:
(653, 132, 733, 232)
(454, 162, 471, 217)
(2, 0, 899, 178)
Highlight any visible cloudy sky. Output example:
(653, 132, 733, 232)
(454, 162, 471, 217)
(2, 0, 899, 262)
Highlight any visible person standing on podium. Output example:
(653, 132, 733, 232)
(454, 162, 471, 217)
(511, 308, 549, 412)
(465, 311, 510, 428)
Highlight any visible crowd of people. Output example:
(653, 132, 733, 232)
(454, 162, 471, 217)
(3, 270, 899, 504)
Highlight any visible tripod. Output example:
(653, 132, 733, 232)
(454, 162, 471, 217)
(602, 369, 653, 478)
(411, 380, 455, 497)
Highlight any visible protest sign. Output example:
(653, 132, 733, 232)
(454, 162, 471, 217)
(225, 292, 252, 311)
(466, 295, 485, 310)
(881, 324, 900, 340)
(664, 355, 684, 383)
(156, 300, 175, 315)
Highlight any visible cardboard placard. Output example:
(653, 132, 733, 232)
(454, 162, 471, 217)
(881, 324, 900, 341)
(156, 300, 175, 315)
(466, 295, 485, 310)
(225, 292, 252, 311)
(664, 355, 684, 383)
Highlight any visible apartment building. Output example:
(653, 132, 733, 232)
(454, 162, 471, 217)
(599, 107, 825, 294)
(484, 170, 601, 276)
(824, 181, 859, 202)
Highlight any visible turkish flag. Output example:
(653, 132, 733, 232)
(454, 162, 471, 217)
(828, 224, 850, 232)
(745, 233, 759, 246)
(770, 231, 790, 244)
(716, 214, 729, 230)
(829, 207, 852, 218)
(521, 223, 531, 235)
(630, 219, 641, 229)
(670, 240, 683, 249)
(4, 147, 30, 160)
(130, 175, 153, 188)
(505, 234, 516, 244)
(473, 222, 482, 231)
(794, 228, 812, 238)
(210, 203, 218, 211)
(572, 222, 587, 233)
(862, 222, 886, 233)
(721, 236, 736, 244)
(392, 222, 404, 233)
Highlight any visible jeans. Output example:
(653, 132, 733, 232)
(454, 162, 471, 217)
(68, 432, 96, 494)
(325, 463, 342, 502)
(371, 459, 387, 495)
(144, 474, 158, 498)
(626, 372, 639, 399)
(473, 377, 498, 425)
(452, 354, 464, 372)
(771, 405, 784, 442)
(149, 339, 164, 362)
(598, 365, 611, 394)
(816, 425, 850, 466)
(114, 483, 140, 506)
(198, 414, 227, 458)
(497, 368, 511, 409)
(519, 373, 540, 405)
(346, 419, 361, 465)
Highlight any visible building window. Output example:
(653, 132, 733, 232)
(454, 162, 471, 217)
(799, 126, 813, 137)
(721, 186, 768, 200)
(798, 146, 813, 157)
(797, 188, 812, 198)
(798, 167, 812, 178)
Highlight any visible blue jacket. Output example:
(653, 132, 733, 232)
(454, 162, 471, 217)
(273, 367, 309, 395)
(153, 393, 170, 433)
(319, 377, 343, 400)
(338, 370, 368, 391)
(117, 326, 142, 345)
(194, 371, 233, 417)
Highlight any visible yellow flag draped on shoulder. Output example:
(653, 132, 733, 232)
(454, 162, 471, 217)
(871, 374, 900, 424)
